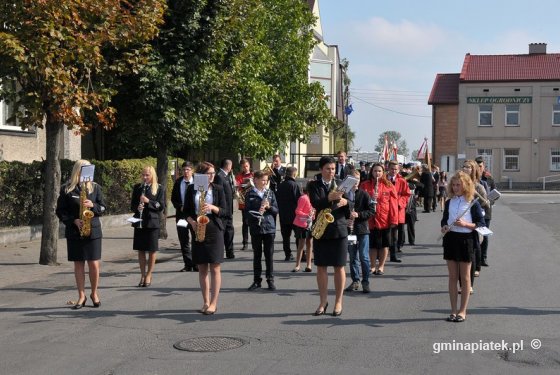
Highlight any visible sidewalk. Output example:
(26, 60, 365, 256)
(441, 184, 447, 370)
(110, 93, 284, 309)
(0, 210, 245, 290)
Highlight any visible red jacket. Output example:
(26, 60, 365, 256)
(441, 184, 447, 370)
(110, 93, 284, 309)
(360, 179, 398, 230)
(390, 174, 411, 224)
(235, 171, 253, 210)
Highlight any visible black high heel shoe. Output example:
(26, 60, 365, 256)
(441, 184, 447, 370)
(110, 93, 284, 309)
(313, 302, 328, 316)
(90, 294, 101, 308)
(72, 297, 87, 310)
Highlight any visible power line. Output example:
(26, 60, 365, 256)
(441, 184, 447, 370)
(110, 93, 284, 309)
(351, 95, 432, 118)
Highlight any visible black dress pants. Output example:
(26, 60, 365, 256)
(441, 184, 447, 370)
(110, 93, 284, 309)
(423, 197, 433, 212)
(223, 216, 234, 256)
(176, 223, 193, 267)
(280, 222, 294, 258)
(241, 210, 250, 245)
(480, 219, 491, 262)
(405, 213, 416, 245)
(251, 233, 275, 282)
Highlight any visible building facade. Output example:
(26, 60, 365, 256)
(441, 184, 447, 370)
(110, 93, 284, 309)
(429, 43, 560, 187)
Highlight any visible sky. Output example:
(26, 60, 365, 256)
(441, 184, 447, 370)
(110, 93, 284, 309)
(318, 0, 560, 157)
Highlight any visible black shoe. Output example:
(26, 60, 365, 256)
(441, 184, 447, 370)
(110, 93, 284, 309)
(90, 294, 101, 308)
(332, 309, 343, 317)
(362, 283, 371, 293)
(226, 253, 235, 259)
(345, 281, 360, 292)
(241, 243, 248, 251)
(313, 302, 328, 316)
(389, 258, 402, 263)
(192, 266, 199, 272)
(285, 254, 294, 261)
(267, 280, 276, 291)
(179, 266, 191, 272)
(248, 282, 261, 291)
(72, 297, 87, 310)
(481, 260, 489, 267)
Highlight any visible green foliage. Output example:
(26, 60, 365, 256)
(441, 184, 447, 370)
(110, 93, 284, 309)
(0, 158, 177, 227)
(111, 0, 336, 160)
(0, 0, 167, 132)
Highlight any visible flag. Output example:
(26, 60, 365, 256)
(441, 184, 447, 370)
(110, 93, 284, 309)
(344, 104, 354, 115)
(391, 141, 398, 161)
(379, 134, 389, 163)
(417, 138, 431, 171)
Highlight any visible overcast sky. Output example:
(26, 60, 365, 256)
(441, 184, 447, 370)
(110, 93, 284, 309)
(318, 0, 560, 156)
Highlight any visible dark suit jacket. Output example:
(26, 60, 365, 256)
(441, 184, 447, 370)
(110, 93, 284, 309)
(182, 183, 228, 231)
(350, 189, 375, 235)
(275, 177, 301, 225)
(130, 183, 165, 229)
(308, 179, 350, 239)
(171, 177, 190, 220)
(56, 183, 106, 240)
(213, 170, 234, 217)
(335, 163, 352, 181)
(269, 166, 285, 192)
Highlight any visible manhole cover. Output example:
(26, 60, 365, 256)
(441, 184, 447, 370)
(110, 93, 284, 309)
(174, 336, 247, 352)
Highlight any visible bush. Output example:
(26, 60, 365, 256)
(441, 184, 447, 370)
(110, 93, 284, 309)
(0, 158, 178, 227)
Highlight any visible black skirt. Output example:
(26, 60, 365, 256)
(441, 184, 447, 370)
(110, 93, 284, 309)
(67, 238, 102, 261)
(443, 231, 474, 262)
(133, 228, 160, 252)
(192, 220, 224, 265)
(313, 237, 348, 267)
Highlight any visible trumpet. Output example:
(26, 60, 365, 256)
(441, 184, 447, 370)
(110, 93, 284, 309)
(404, 169, 420, 181)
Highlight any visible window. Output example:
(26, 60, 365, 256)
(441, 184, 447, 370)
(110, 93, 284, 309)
(551, 149, 560, 171)
(553, 104, 560, 126)
(505, 104, 519, 126)
(503, 149, 519, 171)
(479, 105, 492, 126)
(0, 81, 23, 131)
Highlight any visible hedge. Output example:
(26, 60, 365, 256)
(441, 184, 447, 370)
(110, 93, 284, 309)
(0, 158, 179, 227)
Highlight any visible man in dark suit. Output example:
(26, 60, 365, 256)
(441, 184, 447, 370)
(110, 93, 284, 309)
(335, 150, 352, 181)
(269, 154, 285, 193)
(214, 158, 235, 259)
(275, 166, 301, 261)
(171, 161, 196, 271)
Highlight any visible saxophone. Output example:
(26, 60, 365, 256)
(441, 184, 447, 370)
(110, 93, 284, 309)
(311, 180, 336, 240)
(195, 186, 210, 242)
(79, 179, 94, 237)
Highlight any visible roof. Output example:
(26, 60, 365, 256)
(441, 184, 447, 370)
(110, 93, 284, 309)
(428, 73, 460, 104)
(460, 53, 560, 82)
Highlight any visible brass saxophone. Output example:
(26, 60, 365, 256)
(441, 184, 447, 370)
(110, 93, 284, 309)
(79, 179, 94, 237)
(195, 186, 210, 242)
(311, 181, 336, 239)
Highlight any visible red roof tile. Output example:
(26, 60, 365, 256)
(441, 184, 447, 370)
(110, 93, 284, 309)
(428, 74, 460, 104)
(460, 53, 560, 82)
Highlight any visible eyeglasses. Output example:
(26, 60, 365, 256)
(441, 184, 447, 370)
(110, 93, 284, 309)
(462, 166, 472, 170)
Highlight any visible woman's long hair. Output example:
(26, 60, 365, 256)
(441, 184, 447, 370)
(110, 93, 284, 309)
(368, 162, 391, 187)
(140, 166, 159, 196)
(463, 159, 481, 182)
(447, 171, 475, 201)
(66, 160, 92, 194)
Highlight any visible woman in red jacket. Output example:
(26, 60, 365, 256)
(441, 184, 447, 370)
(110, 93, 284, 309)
(360, 163, 398, 275)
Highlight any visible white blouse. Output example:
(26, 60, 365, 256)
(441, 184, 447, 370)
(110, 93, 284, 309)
(447, 196, 473, 233)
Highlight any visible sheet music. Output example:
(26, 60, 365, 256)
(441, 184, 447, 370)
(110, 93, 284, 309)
(193, 174, 209, 192)
(475, 226, 493, 236)
(80, 165, 95, 182)
(176, 219, 188, 228)
(487, 189, 501, 202)
(337, 176, 359, 194)
(127, 217, 142, 224)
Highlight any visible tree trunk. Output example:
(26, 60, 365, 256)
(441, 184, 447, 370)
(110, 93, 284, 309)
(39, 112, 63, 265)
(156, 141, 168, 239)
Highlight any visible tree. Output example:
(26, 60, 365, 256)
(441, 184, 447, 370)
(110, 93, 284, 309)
(0, 0, 166, 265)
(374, 131, 409, 159)
(410, 149, 420, 161)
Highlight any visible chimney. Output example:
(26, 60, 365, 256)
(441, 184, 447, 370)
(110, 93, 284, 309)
(529, 43, 547, 54)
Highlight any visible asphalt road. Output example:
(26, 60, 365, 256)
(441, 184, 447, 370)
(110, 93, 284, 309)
(1, 193, 559, 375)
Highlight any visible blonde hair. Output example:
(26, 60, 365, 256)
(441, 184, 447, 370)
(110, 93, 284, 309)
(66, 159, 93, 194)
(141, 166, 159, 196)
(447, 171, 475, 201)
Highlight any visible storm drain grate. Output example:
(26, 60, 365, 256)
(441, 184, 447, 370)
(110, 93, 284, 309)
(174, 336, 247, 352)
